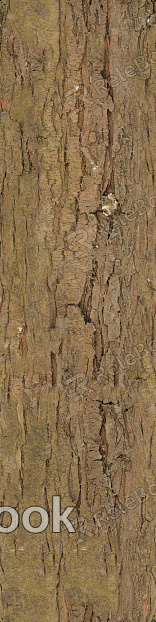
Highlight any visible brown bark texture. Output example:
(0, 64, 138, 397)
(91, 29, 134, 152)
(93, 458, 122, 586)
(0, 0, 156, 620)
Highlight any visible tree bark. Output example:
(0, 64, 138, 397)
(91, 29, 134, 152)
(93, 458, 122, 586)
(0, 0, 156, 620)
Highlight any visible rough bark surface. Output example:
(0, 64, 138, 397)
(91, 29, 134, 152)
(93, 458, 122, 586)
(0, 0, 156, 620)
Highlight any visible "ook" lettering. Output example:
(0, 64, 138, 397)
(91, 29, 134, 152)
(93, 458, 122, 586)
(0, 496, 75, 534)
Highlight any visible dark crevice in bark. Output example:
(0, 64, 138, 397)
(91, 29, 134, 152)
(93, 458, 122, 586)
(83, 602, 94, 622)
(44, 486, 51, 523)
(41, 545, 46, 576)
(0, 547, 4, 574)
(23, 408, 28, 440)
(99, 403, 108, 474)
(19, 450, 24, 498)
(79, 259, 98, 323)
(75, 455, 82, 512)
(51, 351, 57, 386)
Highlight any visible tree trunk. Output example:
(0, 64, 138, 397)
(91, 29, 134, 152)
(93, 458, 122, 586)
(0, 0, 156, 620)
